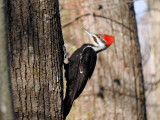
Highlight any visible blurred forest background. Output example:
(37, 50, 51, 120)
(0, 0, 159, 120)
(136, 0, 160, 120)
(59, 0, 160, 120)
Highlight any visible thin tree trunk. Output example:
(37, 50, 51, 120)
(7, 0, 64, 119)
(60, 0, 147, 119)
(0, 0, 14, 119)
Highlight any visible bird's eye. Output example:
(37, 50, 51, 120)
(92, 36, 98, 44)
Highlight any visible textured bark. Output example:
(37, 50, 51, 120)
(60, 0, 146, 120)
(144, 0, 160, 119)
(7, 0, 64, 119)
(0, 0, 14, 119)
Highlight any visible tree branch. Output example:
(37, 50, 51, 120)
(62, 12, 133, 32)
(62, 12, 91, 28)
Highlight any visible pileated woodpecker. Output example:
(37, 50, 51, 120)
(63, 28, 114, 119)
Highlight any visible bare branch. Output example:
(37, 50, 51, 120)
(62, 12, 90, 28)
(62, 12, 133, 32)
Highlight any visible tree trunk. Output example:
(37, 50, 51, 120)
(0, 0, 14, 119)
(144, 0, 160, 119)
(7, 0, 64, 119)
(60, 0, 147, 119)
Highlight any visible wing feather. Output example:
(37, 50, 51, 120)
(75, 47, 97, 99)
(63, 47, 97, 118)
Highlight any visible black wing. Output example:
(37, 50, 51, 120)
(63, 47, 97, 119)
(74, 47, 97, 99)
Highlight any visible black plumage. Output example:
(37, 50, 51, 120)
(63, 44, 97, 118)
(63, 28, 114, 119)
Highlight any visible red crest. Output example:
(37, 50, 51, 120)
(103, 34, 114, 46)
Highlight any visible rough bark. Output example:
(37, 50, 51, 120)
(60, 0, 146, 119)
(7, 0, 64, 119)
(0, 0, 14, 119)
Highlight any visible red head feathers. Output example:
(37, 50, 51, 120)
(103, 34, 114, 46)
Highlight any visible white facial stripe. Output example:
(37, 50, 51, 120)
(92, 44, 106, 53)
(90, 36, 99, 46)
(90, 35, 106, 52)
(94, 35, 104, 46)
(83, 29, 99, 46)
(83, 28, 107, 52)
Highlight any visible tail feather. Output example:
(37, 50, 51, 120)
(63, 94, 73, 119)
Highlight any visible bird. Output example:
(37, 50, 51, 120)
(63, 28, 114, 119)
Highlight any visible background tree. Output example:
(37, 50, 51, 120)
(7, 0, 64, 119)
(139, 0, 160, 119)
(60, 0, 147, 119)
(0, 0, 14, 119)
